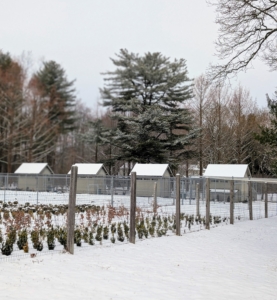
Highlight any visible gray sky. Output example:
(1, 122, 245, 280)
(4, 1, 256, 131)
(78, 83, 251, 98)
(0, 0, 275, 111)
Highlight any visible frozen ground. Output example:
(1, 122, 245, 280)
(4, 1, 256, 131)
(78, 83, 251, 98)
(0, 216, 276, 300)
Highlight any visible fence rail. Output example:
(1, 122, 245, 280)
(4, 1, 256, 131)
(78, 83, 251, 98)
(0, 173, 276, 261)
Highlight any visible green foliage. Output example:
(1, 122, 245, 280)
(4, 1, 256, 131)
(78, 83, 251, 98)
(83, 227, 89, 243)
(100, 49, 197, 168)
(255, 95, 277, 175)
(74, 228, 82, 246)
(110, 223, 116, 235)
(123, 221, 129, 239)
(95, 225, 103, 242)
(17, 229, 28, 250)
(1, 241, 13, 256)
(31, 230, 40, 249)
(36, 241, 43, 251)
(7, 227, 16, 245)
(35, 60, 76, 134)
(57, 227, 67, 248)
(0, 51, 12, 71)
(89, 231, 95, 245)
(117, 223, 124, 242)
(47, 228, 56, 250)
(103, 225, 109, 240)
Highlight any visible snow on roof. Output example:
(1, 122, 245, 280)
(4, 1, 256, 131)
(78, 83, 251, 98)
(130, 164, 171, 177)
(14, 163, 52, 174)
(204, 164, 250, 178)
(68, 163, 106, 175)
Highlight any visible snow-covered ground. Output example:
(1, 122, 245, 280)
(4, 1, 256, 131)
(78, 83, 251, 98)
(0, 216, 276, 300)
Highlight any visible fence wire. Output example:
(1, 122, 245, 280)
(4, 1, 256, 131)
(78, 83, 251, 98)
(1, 174, 277, 262)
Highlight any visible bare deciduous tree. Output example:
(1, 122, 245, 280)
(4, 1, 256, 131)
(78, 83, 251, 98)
(192, 75, 211, 175)
(208, 0, 277, 79)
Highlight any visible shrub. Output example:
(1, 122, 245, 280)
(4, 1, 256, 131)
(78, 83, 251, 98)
(31, 230, 40, 249)
(47, 228, 56, 250)
(17, 230, 28, 250)
(1, 240, 13, 256)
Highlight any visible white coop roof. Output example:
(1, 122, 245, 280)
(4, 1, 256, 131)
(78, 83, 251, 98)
(130, 163, 171, 177)
(204, 164, 250, 178)
(68, 163, 107, 175)
(14, 163, 53, 174)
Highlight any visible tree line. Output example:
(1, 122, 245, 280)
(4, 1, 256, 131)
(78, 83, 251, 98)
(0, 49, 275, 176)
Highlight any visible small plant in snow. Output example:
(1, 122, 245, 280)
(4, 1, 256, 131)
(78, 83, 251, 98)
(74, 228, 82, 246)
(103, 225, 109, 240)
(31, 230, 40, 249)
(1, 237, 13, 256)
(47, 228, 55, 250)
(17, 229, 28, 250)
(110, 223, 116, 235)
(88, 231, 95, 245)
(123, 221, 129, 240)
(82, 227, 89, 243)
(57, 228, 67, 248)
(117, 223, 124, 242)
(95, 225, 103, 243)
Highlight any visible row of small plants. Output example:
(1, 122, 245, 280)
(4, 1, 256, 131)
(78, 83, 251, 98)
(0, 201, 237, 257)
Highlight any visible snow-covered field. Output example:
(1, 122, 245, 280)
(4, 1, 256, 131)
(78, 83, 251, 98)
(0, 216, 276, 300)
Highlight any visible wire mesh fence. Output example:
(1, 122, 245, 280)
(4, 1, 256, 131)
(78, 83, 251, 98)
(0, 173, 276, 261)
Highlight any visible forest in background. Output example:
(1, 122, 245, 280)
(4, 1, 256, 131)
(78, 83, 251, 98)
(0, 49, 275, 177)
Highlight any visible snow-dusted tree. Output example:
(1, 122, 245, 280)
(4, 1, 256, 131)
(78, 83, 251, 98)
(255, 91, 277, 175)
(100, 49, 197, 172)
(33, 61, 76, 171)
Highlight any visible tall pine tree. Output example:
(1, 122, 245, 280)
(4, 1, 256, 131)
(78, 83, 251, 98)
(256, 92, 277, 175)
(33, 61, 76, 171)
(100, 49, 197, 173)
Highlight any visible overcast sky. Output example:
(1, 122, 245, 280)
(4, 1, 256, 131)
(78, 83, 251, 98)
(1, 0, 275, 111)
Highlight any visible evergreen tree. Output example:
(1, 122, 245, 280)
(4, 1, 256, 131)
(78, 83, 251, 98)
(33, 61, 76, 170)
(34, 61, 76, 134)
(256, 93, 277, 175)
(82, 118, 107, 163)
(100, 49, 197, 171)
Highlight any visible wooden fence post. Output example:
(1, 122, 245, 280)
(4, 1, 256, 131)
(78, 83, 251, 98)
(230, 179, 234, 225)
(248, 180, 253, 220)
(176, 174, 181, 236)
(66, 166, 78, 254)
(36, 176, 39, 205)
(265, 182, 268, 218)
(196, 183, 200, 217)
(129, 172, 136, 244)
(111, 176, 114, 207)
(205, 178, 210, 230)
(153, 182, 157, 213)
(173, 180, 176, 205)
